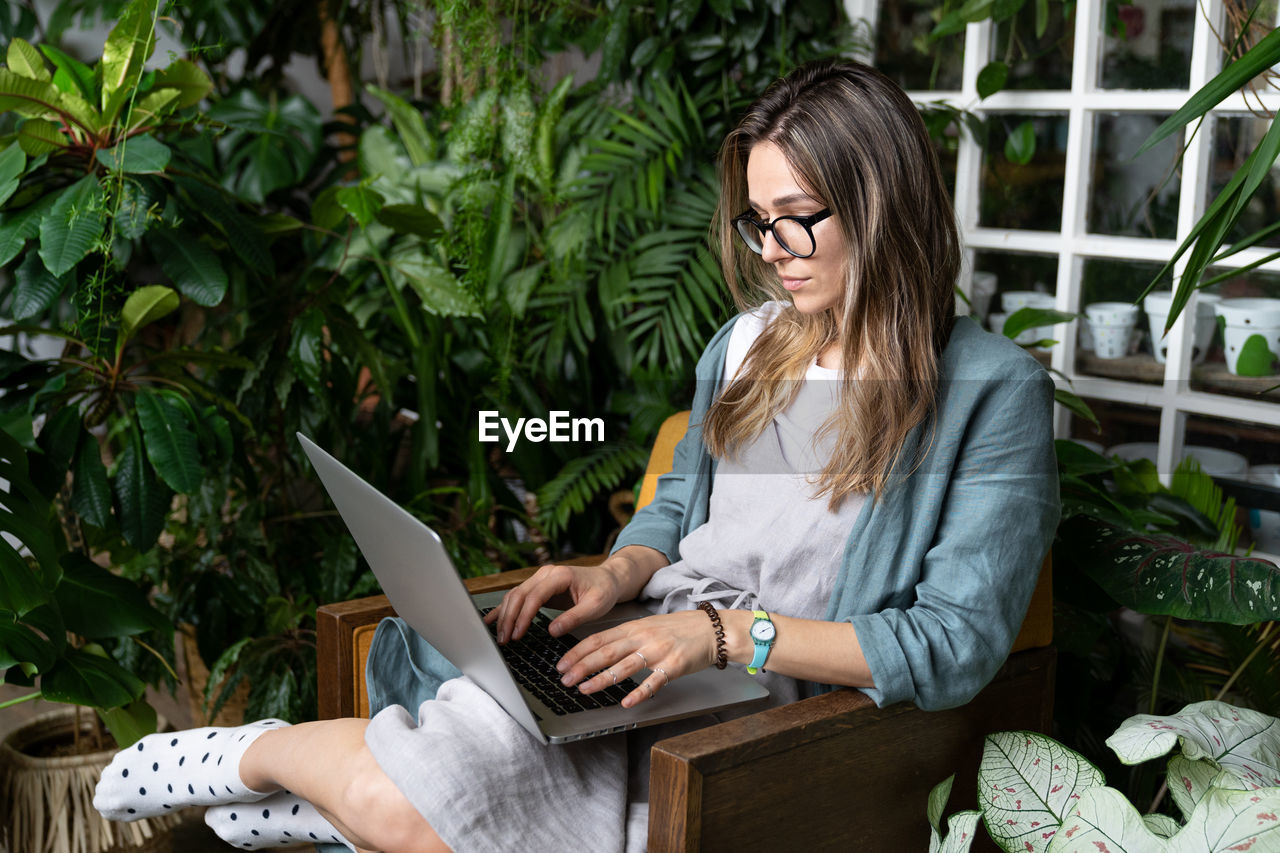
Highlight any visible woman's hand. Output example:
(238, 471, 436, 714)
(554, 610, 718, 709)
(483, 563, 625, 644)
(483, 546, 670, 644)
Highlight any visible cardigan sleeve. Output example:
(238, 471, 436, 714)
(848, 365, 1060, 711)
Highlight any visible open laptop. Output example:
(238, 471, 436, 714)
(298, 434, 768, 744)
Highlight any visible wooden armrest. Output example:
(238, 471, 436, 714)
(647, 645, 1055, 852)
(317, 557, 606, 720)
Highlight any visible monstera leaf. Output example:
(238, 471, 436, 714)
(978, 731, 1107, 852)
(1106, 701, 1280, 820)
(1057, 516, 1280, 624)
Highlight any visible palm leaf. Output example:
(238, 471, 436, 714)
(535, 442, 649, 536)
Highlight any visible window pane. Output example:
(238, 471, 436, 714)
(992, 9, 1074, 90)
(1064, 398, 1160, 456)
(1208, 115, 1280, 250)
(1087, 113, 1182, 240)
(1189, 267, 1280, 400)
(1076, 258, 1166, 383)
(1098, 0, 1194, 90)
(1220, 0, 1280, 97)
(876, 0, 963, 91)
(979, 113, 1069, 231)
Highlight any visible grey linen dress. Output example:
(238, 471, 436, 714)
(359, 306, 867, 852)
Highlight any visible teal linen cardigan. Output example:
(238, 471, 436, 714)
(610, 312, 1060, 711)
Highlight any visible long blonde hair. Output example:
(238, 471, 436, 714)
(703, 60, 960, 506)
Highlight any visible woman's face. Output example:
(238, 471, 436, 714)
(745, 141, 846, 317)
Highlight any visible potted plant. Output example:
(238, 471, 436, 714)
(0, 426, 178, 853)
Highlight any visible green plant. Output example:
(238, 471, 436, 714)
(928, 700, 1280, 852)
(0, 426, 171, 748)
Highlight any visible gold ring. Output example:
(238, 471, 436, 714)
(654, 667, 669, 687)
(633, 651, 648, 668)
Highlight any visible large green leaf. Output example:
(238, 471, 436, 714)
(113, 428, 171, 550)
(54, 553, 167, 638)
(0, 615, 56, 672)
(99, 0, 160, 125)
(11, 249, 66, 319)
(375, 203, 442, 240)
(1059, 516, 1280, 624)
(146, 228, 228, 306)
(389, 249, 482, 317)
(72, 431, 112, 529)
(7, 37, 49, 82)
(95, 134, 171, 173)
(114, 176, 159, 240)
(40, 645, 144, 708)
(16, 117, 64, 156)
(336, 184, 384, 229)
(0, 193, 55, 267)
(978, 731, 1107, 853)
(152, 59, 211, 109)
(0, 142, 24, 206)
(38, 174, 106, 276)
(38, 44, 94, 102)
(0, 538, 48, 615)
(119, 284, 179, 345)
(135, 391, 202, 494)
(98, 698, 157, 748)
(121, 88, 179, 133)
(1106, 701, 1280, 820)
(1047, 780, 1280, 852)
(366, 84, 433, 166)
(0, 68, 96, 133)
(173, 177, 273, 276)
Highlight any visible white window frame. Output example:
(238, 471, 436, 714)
(857, 0, 1280, 492)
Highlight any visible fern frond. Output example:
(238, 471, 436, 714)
(1169, 457, 1242, 551)
(535, 442, 650, 537)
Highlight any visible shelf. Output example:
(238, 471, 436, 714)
(1071, 352, 1280, 402)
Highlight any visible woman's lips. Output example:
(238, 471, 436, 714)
(781, 278, 807, 291)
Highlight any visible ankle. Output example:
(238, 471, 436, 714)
(237, 727, 284, 794)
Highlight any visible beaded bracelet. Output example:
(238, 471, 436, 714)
(697, 601, 729, 670)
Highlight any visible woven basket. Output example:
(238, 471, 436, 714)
(0, 709, 179, 853)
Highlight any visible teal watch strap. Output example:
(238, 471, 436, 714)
(747, 609, 775, 675)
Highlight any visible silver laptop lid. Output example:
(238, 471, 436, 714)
(298, 434, 548, 742)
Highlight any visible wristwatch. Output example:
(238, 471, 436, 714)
(747, 610, 776, 674)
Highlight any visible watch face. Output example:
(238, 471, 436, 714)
(751, 621, 776, 642)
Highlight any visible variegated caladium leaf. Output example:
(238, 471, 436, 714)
(1057, 516, 1280, 624)
(1048, 775, 1280, 852)
(979, 731, 1107, 852)
(929, 774, 982, 853)
(1142, 813, 1182, 839)
(1106, 700, 1280, 821)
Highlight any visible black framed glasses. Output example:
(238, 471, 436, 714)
(732, 208, 832, 259)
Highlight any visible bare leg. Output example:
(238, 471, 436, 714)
(238, 719, 450, 853)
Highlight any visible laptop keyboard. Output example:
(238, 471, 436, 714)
(478, 607, 640, 716)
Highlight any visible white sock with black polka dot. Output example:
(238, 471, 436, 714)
(93, 719, 289, 821)
(205, 792, 356, 851)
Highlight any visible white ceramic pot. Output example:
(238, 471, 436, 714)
(1246, 464, 1280, 555)
(1142, 291, 1221, 364)
(1215, 298, 1280, 376)
(1085, 302, 1139, 359)
(1002, 290, 1056, 312)
(970, 271, 997, 321)
(989, 312, 1034, 345)
(1105, 442, 1248, 478)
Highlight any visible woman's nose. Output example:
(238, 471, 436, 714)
(760, 230, 790, 263)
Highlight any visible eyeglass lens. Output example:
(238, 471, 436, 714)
(735, 217, 816, 258)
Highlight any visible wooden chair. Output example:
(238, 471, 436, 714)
(317, 412, 1056, 851)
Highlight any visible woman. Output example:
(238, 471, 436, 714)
(95, 59, 1058, 853)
